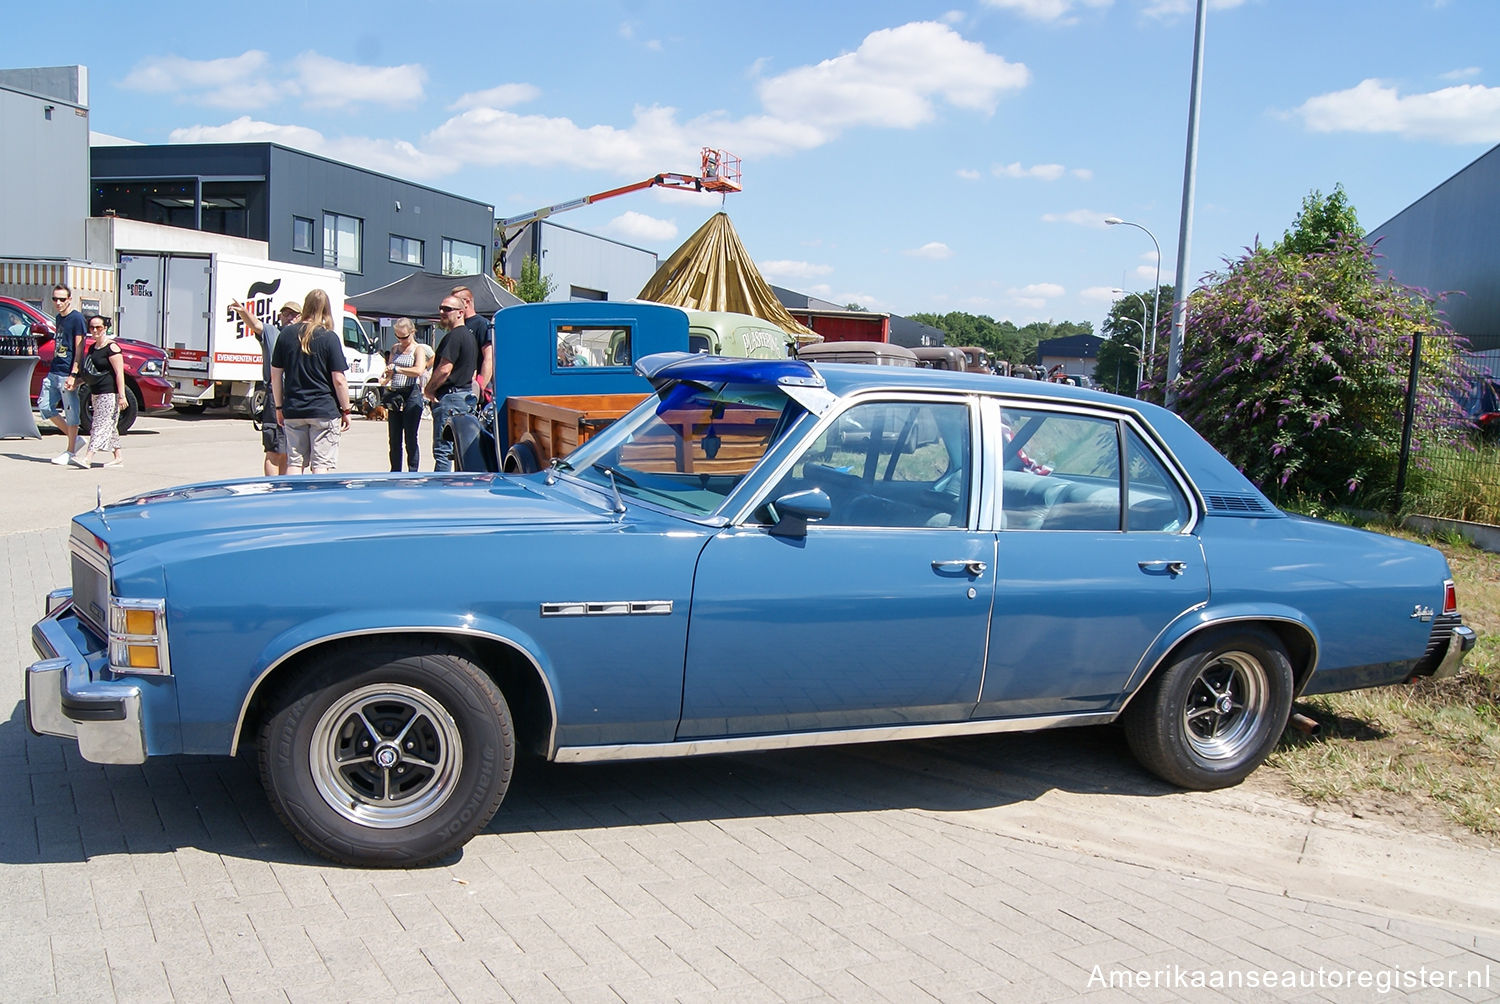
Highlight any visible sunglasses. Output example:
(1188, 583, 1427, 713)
(52, 296, 68, 301)
(440, 305, 462, 312)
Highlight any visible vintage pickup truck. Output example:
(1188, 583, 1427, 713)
(452, 301, 796, 473)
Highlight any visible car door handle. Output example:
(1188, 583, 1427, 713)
(1138, 559, 1187, 576)
(932, 559, 987, 577)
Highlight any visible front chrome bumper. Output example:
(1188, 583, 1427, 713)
(28, 595, 147, 765)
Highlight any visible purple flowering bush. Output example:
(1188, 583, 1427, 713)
(1168, 235, 1470, 505)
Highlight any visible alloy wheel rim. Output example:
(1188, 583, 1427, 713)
(309, 683, 462, 828)
(1182, 651, 1267, 761)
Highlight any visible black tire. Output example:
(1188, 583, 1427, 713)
(77, 384, 140, 435)
(504, 439, 541, 474)
(173, 402, 207, 415)
(1122, 627, 1293, 790)
(248, 386, 268, 419)
(357, 384, 380, 415)
(258, 641, 514, 866)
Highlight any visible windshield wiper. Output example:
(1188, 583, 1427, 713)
(591, 464, 631, 513)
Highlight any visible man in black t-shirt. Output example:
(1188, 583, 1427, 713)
(426, 296, 479, 472)
(451, 284, 493, 402)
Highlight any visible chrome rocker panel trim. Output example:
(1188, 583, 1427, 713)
(553, 710, 1118, 764)
(28, 599, 146, 765)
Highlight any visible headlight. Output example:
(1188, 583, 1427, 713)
(108, 597, 171, 676)
(139, 359, 163, 376)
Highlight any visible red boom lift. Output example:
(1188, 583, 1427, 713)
(494, 148, 741, 273)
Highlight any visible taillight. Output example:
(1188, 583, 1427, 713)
(1443, 579, 1458, 615)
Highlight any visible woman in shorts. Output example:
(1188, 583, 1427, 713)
(270, 289, 350, 473)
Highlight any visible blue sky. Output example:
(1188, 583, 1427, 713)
(22, 0, 1500, 328)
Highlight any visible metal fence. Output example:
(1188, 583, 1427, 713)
(1397, 334, 1500, 525)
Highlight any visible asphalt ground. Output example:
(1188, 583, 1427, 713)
(2, 409, 1498, 1001)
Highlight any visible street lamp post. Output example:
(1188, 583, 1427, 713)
(1112, 288, 1149, 394)
(1104, 217, 1162, 374)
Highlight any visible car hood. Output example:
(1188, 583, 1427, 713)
(75, 472, 616, 561)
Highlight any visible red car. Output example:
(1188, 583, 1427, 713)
(1, 295, 173, 433)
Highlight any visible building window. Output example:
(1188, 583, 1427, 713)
(389, 234, 424, 266)
(323, 213, 363, 273)
(293, 216, 315, 253)
(569, 285, 606, 301)
(441, 238, 483, 276)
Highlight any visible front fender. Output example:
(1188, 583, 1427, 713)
(1118, 602, 1322, 710)
(227, 608, 557, 755)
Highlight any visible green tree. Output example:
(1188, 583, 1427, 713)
(1095, 286, 1173, 395)
(1274, 185, 1363, 257)
(1174, 191, 1467, 506)
(515, 254, 556, 303)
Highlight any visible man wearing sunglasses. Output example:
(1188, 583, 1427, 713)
(423, 298, 479, 472)
(39, 285, 87, 464)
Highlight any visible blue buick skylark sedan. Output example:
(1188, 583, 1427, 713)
(28, 353, 1476, 865)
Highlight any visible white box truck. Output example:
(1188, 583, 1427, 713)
(116, 252, 385, 414)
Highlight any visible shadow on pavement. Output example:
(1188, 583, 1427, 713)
(5, 696, 1175, 866)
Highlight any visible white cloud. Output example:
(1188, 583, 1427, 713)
(1294, 78, 1500, 144)
(1013, 282, 1065, 298)
(1135, 264, 1160, 280)
(1011, 296, 1048, 310)
(293, 53, 425, 109)
(956, 167, 982, 180)
(1081, 286, 1121, 302)
(168, 117, 447, 179)
(906, 241, 954, 260)
(121, 49, 425, 110)
(759, 260, 834, 280)
(602, 211, 678, 243)
(1041, 208, 1112, 227)
(994, 161, 1067, 180)
(1440, 67, 1482, 82)
(756, 22, 1028, 132)
(450, 84, 541, 111)
(1071, 167, 1094, 180)
(982, 0, 1112, 24)
(120, 51, 283, 108)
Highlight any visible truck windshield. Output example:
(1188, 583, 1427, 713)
(562, 382, 799, 515)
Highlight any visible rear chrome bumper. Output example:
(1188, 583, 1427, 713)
(28, 595, 146, 765)
(1428, 623, 1477, 681)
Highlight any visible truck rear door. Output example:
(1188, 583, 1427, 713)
(165, 256, 211, 376)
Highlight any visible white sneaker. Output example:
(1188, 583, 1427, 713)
(50, 452, 72, 466)
(68, 454, 90, 469)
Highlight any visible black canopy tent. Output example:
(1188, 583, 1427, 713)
(345, 272, 523, 320)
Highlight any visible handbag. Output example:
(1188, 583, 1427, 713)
(381, 384, 407, 412)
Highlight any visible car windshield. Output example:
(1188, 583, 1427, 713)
(561, 381, 800, 515)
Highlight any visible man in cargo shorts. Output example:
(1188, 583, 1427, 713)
(40, 285, 87, 464)
(231, 298, 300, 475)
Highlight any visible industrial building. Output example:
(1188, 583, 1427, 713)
(91, 143, 495, 297)
(1367, 142, 1500, 351)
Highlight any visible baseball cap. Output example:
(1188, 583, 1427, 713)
(279, 301, 301, 313)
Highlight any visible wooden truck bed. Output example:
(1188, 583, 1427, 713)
(505, 393, 650, 464)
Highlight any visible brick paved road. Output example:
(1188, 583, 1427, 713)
(3, 418, 1498, 1001)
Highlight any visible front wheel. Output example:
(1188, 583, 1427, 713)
(258, 641, 514, 866)
(1122, 627, 1293, 789)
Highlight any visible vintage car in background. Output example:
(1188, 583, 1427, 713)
(0, 295, 173, 433)
(27, 355, 1474, 866)
(794, 340, 918, 366)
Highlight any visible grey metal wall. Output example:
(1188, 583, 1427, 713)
(0, 70, 89, 259)
(1368, 144, 1500, 351)
(506, 221, 659, 301)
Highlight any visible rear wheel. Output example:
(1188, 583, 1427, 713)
(503, 438, 541, 474)
(1122, 627, 1293, 789)
(258, 641, 514, 866)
